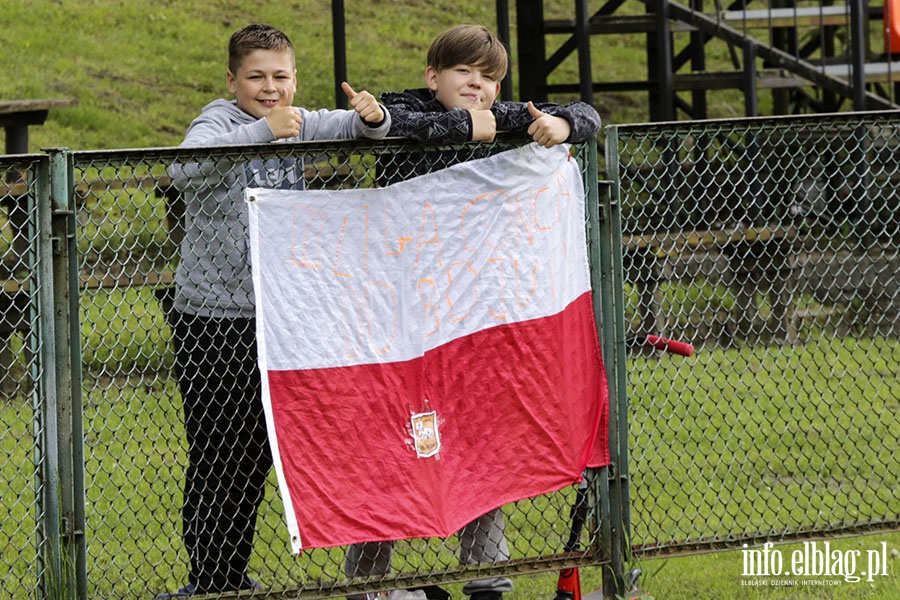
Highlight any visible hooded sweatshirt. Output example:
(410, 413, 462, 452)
(169, 99, 391, 319)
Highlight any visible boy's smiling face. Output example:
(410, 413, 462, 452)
(426, 64, 501, 111)
(227, 48, 297, 119)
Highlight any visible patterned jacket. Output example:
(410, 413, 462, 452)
(378, 88, 600, 184)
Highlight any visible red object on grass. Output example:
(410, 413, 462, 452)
(644, 335, 694, 357)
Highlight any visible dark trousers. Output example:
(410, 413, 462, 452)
(173, 312, 272, 592)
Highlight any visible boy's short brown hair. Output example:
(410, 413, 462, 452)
(426, 25, 509, 80)
(228, 23, 295, 74)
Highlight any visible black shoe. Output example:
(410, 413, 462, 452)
(410, 586, 451, 600)
(154, 578, 262, 599)
(469, 592, 502, 600)
(154, 584, 196, 599)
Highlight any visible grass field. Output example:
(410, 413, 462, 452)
(629, 338, 900, 544)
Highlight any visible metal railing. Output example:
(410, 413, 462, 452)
(6, 111, 900, 598)
(606, 110, 900, 557)
(1, 138, 619, 599)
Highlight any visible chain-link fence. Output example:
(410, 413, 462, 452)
(0, 155, 83, 598)
(1, 153, 80, 599)
(1, 156, 45, 599)
(2, 138, 617, 599)
(605, 110, 900, 556)
(8, 112, 900, 599)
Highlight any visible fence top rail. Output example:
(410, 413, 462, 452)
(0, 154, 49, 170)
(68, 133, 539, 164)
(605, 109, 900, 136)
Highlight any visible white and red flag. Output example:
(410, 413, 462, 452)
(247, 143, 609, 553)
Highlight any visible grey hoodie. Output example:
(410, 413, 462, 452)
(169, 99, 391, 319)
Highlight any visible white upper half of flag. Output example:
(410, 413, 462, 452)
(246, 143, 589, 371)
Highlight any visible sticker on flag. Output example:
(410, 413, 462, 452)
(411, 410, 440, 458)
(247, 143, 609, 553)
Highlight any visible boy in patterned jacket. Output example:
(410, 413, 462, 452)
(376, 23, 601, 185)
(345, 24, 601, 600)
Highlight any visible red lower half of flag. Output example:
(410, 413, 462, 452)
(266, 291, 608, 548)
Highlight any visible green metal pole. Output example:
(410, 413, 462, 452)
(48, 148, 86, 600)
(68, 164, 87, 600)
(598, 129, 630, 599)
(579, 142, 615, 583)
(34, 154, 62, 600)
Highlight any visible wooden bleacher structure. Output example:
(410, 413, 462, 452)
(513, 0, 900, 118)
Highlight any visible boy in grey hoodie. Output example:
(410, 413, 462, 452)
(156, 23, 390, 598)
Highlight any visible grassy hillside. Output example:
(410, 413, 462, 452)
(1, 0, 604, 151)
(23, 0, 885, 153)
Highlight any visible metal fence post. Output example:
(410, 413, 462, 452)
(579, 141, 616, 595)
(33, 152, 63, 600)
(47, 148, 86, 600)
(589, 137, 630, 599)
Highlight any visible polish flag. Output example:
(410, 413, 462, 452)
(247, 144, 608, 552)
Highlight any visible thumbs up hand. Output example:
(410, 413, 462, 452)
(526, 101, 571, 148)
(343, 82, 385, 124)
(266, 93, 303, 139)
